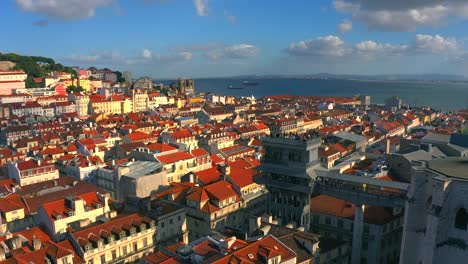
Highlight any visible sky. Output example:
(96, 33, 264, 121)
(2, 0, 468, 78)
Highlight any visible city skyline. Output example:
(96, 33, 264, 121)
(3, 0, 468, 78)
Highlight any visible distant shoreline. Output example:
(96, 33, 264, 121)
(155, 76, 468, 86)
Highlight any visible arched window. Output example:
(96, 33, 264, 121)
(455, 208, 468, 230)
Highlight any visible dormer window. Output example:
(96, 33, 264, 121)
(150, 220, 155, 227)
(85, 206, 91, 212)
(130, 227, 136, 235)
(55, 214, 62, 220)
(120, 231, 126, 239)
(85, 243, 93, 252)
(97, 239, 104, 248)
(140, 224, 146, 231)
(68, 211, 74, 217)
(96, 203, 102, 209)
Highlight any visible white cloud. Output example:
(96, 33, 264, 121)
(142, 49, 152, 59)
(287, 35, 351, 57)
(224, 44, 259, 58)
(172, 43, 259, 60)
(227, 15, 236, 24)
(287, 34, 462, 59)
(65, 50, 123, 64)
(412, 34, 459, 53)
(155, 52, 193, 62)
(333, 0, 468, 31)
(15, 0, 113, 20)
(193, 0, 209, 16)
(337, 19, 353, 34)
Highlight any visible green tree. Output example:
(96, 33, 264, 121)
(25, 76, 38, 88)
(115, 71, 125, 83)
(66, 85, 84, 94)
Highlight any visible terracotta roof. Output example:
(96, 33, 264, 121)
(157, 151, 194, 164)
(191, 148, 209, 157)
(211, 235, 296, 264)
(147, 143, 177, 153)
(41, 192, 103, 221)
(204, 180, 239, 202)
(72, 213, 153, 247)
(228, 158, 259, 188)
(310, 194, 401, 225)
(195, 167, 222, 185)
(127, 131, 155, 141)
(15, 159, 55, 171)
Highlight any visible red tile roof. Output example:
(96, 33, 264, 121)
(204, 180, 239, 202)
(157, 151, 194, 164)
(195, 167, 222, 185)
(72, 213, 153, 247)
(228, 158, 258, 188)
(191, 148, 209, 157)
(211, 235, 296, 264)
(41, 192, 103, 221)
(16, 159, 55, 171)
(147, 143, 177, 153)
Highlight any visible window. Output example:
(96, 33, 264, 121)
(338, 220, 343, 228)
(161, 222, 165, 228)
(122, 246, 127, 255)
(62, 258, 69, 264)
(133, 242, 138, 252)
(178, 215, 181, 222)
(455, 208, 468, 230)
(362, 241, 368, 250)
(143, 237, 148, 247)
(313, 215, 319, 224)
(112, 250, 117, 260)
(85, 244, 92, 252)
(120, 231, 126, 239)
(130, 227, 136, 235)
(100, 255, 106, 264)
(364, 225, 370, 234)
(169, 218, 173, 224)
(325, 217, 331, 225)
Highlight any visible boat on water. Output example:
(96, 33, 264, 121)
(242, 80, 259, 86)
(227, 85, 244, 90)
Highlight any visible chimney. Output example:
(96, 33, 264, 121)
(32, 237, 41, 251)
(385, 139, 391, 154)
(217, 163, 230, 176)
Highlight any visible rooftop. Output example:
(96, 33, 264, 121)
(427, 157, 468, 180)
(120, 161, 163, 178)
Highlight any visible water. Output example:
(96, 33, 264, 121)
(189, 78, 468, 112)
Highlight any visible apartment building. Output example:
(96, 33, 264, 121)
(8, 159, 59, 186)
(37, 192, 112, 239)
(66, 213, 156, 264)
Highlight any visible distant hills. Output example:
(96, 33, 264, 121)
(227, 73, 468, 82)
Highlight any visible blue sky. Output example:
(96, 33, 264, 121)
(2, 0, 468, 78)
